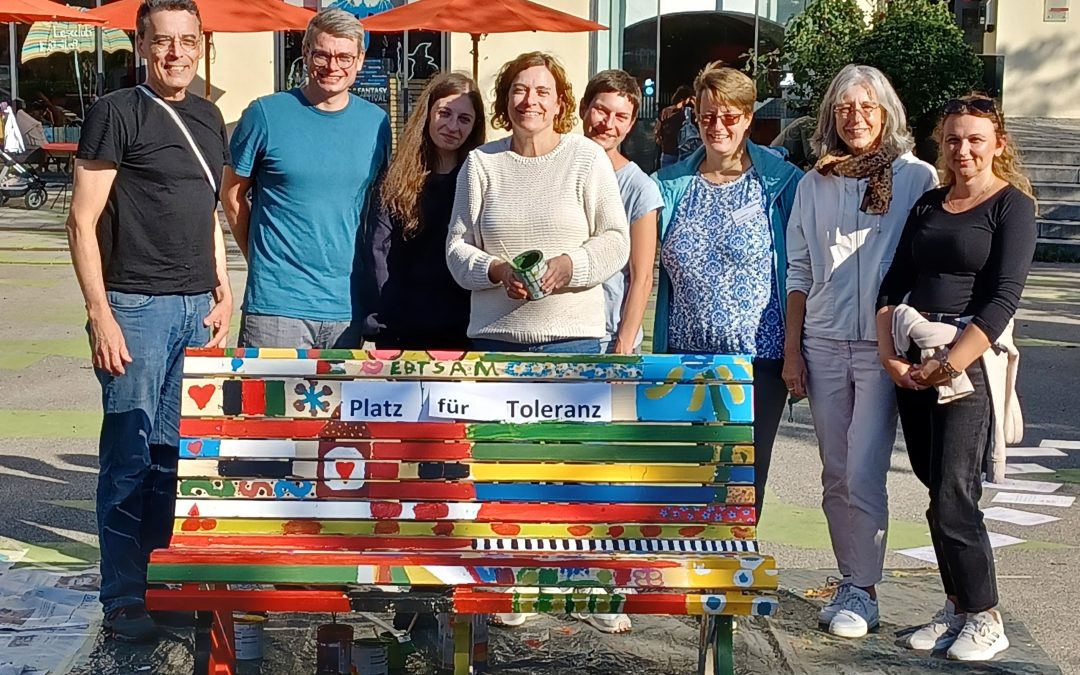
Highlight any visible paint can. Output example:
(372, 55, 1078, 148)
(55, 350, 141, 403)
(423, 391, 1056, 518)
(511, 249, 548, 300)
(351, 637, 388, 675)
(315, 623, 353, 674)
(233, 613, 266, 661)
(378, 631, 415, 670)
(436, 614, 490, 672)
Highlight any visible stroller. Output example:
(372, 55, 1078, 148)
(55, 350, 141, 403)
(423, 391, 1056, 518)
(0, 148, 49, 210)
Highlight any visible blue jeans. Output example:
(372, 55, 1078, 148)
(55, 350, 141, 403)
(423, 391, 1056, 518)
(238, 312, 363, 349)
(93, 291, 211, 613)
(471, 337, 602, 353)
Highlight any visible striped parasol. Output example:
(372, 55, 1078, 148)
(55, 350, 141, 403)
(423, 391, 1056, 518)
(21, 19, 132, 62)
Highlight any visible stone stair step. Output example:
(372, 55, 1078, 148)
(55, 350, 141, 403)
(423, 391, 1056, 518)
(1040, 201, 1080, 221)
(1027, 164, 1080, 184)
(1023, 147, 1080, 165)
(1038, 219, 1080, 240)
(1036, 239, 1080, 263)
(1034, 182, 1080, 201)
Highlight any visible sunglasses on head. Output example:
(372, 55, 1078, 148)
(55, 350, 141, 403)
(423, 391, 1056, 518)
(942, 97, 997, 115)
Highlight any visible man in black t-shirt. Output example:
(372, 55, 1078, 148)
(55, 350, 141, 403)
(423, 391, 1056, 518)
(65, 0, 231, 643)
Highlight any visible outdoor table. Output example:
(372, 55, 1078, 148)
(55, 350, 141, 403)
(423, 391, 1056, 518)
(41, 142, 77, 175)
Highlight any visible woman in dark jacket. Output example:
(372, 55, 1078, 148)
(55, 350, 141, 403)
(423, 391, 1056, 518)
(364, 72, 485, 349)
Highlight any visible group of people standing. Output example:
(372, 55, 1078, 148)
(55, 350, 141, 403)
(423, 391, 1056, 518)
(66, 0, 1035, 664)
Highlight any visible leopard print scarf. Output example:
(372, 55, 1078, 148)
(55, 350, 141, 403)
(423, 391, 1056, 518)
(813, 145, 900, 215)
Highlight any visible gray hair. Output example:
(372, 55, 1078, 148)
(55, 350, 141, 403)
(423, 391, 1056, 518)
(136, 0, 201, 38)
(812, 64, 914, 157)
(302, 8, 365, 54)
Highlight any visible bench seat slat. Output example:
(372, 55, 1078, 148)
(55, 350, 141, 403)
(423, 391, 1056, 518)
(175, 501, 756, 524)
(181, 378, 753, 424)
(177, 480, 756, 504)
(185, 350, 754, 384)
(171, 519, 756, 540)
(453, 589, 777, 617)
(176, 460, 755, 484)
(148, 550, 778, 590)
(166, 534, 759, 554)
(180, 419, 755, 443)
(178, 439, 756, 465)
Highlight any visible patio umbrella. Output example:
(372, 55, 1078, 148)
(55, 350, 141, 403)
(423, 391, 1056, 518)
(359, 0, 607, 80)
(88, 0, 316, 96)
(2, 0, 103, 104)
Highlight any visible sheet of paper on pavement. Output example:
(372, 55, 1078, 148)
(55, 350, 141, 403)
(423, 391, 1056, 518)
(983, 478, 1063, 493)
(982, 506, 1060, 526)
(992, 492, 1075, 508)
(1007, 446, 1068, 458)
(896, 546, 939, 565)
(1039, 439, 1080, 450)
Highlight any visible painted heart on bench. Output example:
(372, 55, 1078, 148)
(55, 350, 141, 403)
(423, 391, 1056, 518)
(187, 440, 203, 456)
(188, 384, 216, 410)
(335, 461, 356, 479)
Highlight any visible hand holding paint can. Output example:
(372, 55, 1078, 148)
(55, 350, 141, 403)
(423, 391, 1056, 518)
(511, 249, 549, 301)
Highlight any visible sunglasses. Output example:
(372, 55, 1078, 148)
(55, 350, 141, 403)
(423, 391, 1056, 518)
(942, 97, 997, 116)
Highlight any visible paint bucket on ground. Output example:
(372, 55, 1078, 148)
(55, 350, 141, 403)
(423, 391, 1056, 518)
(437, 614, 490, 672)
(351, 637, 389, 675)
(378, 631, 415, 670)
(511, 249, 548, 300)
(233, 613, 265, 661)
(316, 623, 353, 674)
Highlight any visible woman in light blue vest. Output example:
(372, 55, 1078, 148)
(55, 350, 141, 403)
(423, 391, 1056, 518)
(652, 62, 802, 519)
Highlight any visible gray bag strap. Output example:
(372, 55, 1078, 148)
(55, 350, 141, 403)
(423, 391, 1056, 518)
(137, 84, 217, 193)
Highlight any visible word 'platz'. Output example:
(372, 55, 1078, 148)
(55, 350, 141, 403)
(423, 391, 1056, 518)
(341, 381, 424, 421)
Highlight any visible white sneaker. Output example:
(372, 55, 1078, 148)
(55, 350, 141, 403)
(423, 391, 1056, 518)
(947, 610, 1009, 661)
(828, 586, 879, 638)
(906, 599, 965, 651)
(818, 581, 853, 625)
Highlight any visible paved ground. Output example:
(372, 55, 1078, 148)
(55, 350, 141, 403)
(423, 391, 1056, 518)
(0, 200, 1078, 674)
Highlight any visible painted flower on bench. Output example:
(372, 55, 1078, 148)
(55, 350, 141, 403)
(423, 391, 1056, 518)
(293, 381, 334, 417)
(644, 365, 747, 421)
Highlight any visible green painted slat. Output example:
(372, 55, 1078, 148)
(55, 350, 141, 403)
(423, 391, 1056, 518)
(148, 564, 358, 585)
(469, 443, 722, 463)
(466, 423, 753, 443)
(265, 381, 285, 417)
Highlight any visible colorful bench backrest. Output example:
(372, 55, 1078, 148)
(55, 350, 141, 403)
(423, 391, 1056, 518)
(174, 349, 759, 557)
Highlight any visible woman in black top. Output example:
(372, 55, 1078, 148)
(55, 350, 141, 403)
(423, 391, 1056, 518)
(876, 95, 1036, 662)
(364, 72, 485, 349)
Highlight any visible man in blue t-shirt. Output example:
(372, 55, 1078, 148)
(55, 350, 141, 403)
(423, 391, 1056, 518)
(222, 8, 391, 348)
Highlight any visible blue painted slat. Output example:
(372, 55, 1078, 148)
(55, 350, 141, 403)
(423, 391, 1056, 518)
(473, 484, 721, 504)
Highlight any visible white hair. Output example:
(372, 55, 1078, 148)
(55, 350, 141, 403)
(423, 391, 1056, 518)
(812, 64, 915, 157)
(302, 8, 365, 54)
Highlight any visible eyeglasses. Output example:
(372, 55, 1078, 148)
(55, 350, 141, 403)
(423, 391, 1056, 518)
(148, 35, 201, 54)
(943, 97, 997, 116)
(833, 102, 881, 119)
(308, 50, 359, 69)
(699, 112, 744, 127)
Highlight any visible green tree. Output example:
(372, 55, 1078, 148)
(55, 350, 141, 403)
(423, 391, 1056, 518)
(782, 0, 867, 117)
(852, 0, 984, 148)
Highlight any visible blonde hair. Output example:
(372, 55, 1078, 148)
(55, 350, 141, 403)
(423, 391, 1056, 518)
(934, 94, 1034, 201)
(302, 8, 364, 54)
(491, 52, 576, 134)
(694, 62, 756, 114)
(813, 64, 914, 157)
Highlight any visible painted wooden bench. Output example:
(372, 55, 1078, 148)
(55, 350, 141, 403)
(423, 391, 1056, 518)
(145, 348, 776, 675)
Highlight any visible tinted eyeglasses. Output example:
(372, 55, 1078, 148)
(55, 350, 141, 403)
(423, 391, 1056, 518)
(943, 97, 997, 116)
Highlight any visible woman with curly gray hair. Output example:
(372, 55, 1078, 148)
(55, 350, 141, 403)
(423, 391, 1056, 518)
(783, 64, 937, 638)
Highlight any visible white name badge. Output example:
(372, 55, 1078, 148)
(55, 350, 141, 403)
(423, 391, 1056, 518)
(341, 381, 424, 421)
(426, 382, 612, 423)
(730, 203, 761, 227)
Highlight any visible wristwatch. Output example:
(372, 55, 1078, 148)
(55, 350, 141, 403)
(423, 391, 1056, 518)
(940, 358, 963, 379)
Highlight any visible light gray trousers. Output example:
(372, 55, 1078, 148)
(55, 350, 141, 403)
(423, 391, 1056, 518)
(804, 336, 897, 588)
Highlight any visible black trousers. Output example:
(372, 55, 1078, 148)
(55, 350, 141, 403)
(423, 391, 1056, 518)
(895, 359, 998, 613)
(751, 358, 788, 518)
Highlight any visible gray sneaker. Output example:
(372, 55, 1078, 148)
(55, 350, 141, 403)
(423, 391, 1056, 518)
(828, 586, 879, 638)
(104, 605, 159, 643)
(906, 599, 965, 651)
(817, 581, 853, 625)
(947, 610, 1009, 661)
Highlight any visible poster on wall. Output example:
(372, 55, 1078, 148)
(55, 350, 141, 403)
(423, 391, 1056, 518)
(352, 58, 392, 114)
(1044, 0, 1070, 22)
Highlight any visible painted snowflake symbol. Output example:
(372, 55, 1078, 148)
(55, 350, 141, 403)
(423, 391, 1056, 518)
(293, 381, 333, 417)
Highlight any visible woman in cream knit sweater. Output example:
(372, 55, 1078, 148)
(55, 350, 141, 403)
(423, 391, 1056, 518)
(446, 51, 629, 353)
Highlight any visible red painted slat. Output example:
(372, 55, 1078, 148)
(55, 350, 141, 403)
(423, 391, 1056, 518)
(181, 419, 470, 440)
(145, 588, 351, 613)
(169, 534, 475, 551)
(312, 482, 476, 500)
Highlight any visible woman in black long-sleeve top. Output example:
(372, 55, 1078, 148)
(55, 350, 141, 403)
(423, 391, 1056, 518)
(364, 73, 486, 349)
(876, 95, 1036, 662)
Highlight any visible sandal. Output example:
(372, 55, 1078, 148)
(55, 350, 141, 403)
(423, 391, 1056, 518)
(571, 613, 632, 634)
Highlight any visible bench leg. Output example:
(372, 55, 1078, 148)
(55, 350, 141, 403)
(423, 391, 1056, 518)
(697, 616, 734, 675)
(194, 610, 236, 675)
(452, 614, 475, 675)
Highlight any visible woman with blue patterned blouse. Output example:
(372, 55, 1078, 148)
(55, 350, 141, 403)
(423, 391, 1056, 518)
(652, 63, 802, 519)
